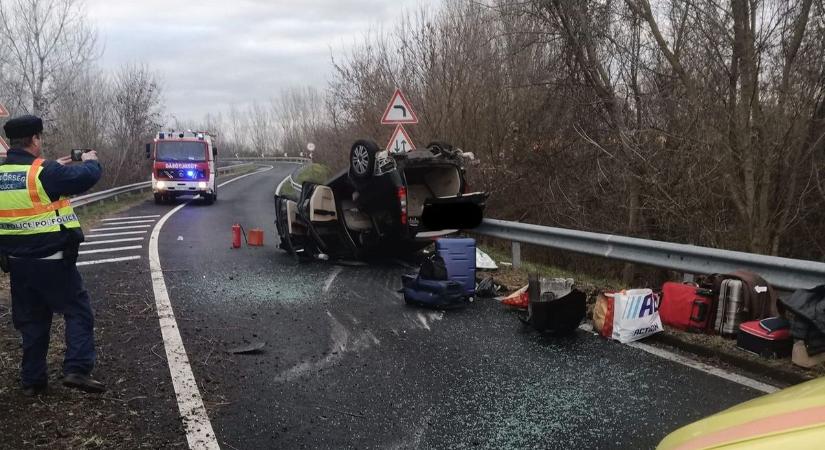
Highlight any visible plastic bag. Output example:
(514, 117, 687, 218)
(610, 289, 663, 343)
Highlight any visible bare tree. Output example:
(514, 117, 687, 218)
(0, 0, 100, 117)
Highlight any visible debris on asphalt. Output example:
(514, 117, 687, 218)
(475, 276, 505, 298)
(476, 248, 497, 270)
(228, 342, 266, 354)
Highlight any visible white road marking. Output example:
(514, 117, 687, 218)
(76, 256, 141, 266)
(90, 225, 152, 232)
(578, 324, 779, 393)
(84, 230, 147, 238)
(323, 267, 342, 293)
(78, 245, 142, 255)
(80, 237, 144, 246)
(102, 215, 160, 221)
(275, 173, 290, 196)
(148, 165, 273, 449)
(97, 219, 157, 225)
(217, 165, 274, 188)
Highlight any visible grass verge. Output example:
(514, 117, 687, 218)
(278, 163, 331, 199)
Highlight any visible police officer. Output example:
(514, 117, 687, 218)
(0, 115, 104, 396)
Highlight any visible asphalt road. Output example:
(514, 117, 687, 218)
(78, 162, 764, 449)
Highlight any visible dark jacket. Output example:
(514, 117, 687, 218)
(0, 148, 102, 257)
(781, 285, 825, 355)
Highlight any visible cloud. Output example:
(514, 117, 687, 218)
(84, 0, 440, 122)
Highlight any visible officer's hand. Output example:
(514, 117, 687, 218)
(81, 150, 98, 162)
(56, 156, 73, 166)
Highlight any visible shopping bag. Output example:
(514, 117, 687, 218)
(610, 289, 662, 343)
(592, 292, 615, 338)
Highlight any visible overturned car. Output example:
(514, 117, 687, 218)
(273, 140, 488, 260)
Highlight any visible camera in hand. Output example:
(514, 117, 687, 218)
(70, 149, 92, 161)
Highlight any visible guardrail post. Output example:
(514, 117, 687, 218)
(512, 242, 522, 269)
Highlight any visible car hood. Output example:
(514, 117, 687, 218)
(658, 376, 825, 450)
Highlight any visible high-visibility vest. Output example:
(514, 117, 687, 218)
(0, 158, 81, 235)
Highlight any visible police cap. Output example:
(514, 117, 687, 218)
(3, 115, 43, 139)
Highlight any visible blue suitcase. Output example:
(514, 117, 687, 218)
(402, 275, 467, 309)
(436, 238, 476, 295)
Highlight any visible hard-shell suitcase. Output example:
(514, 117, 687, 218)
(436, 238, 476, 295)
(737, 318, 792, 358)
(660, 282, 715, 332)
(715, 279, 745, 336)
(402, 276, 467, 309)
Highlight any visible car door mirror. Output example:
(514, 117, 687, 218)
(212, 147, 217, 157)
(145, 143, 151, 159)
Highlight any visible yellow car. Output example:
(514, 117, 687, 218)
(658, 377, 825, 449)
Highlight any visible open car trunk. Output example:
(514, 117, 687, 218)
(404, 165, 462, 220)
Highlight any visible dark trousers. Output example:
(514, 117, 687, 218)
(10, 257, 95, 387)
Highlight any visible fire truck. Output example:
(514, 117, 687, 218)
(146, 130, 218, 204)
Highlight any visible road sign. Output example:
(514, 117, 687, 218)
(307, 142, 315, 152)
(0, 137, 9, 155)
(386, 125, 415, 154)
(381, 89, 418, 125)
(0, 103, 8, 118)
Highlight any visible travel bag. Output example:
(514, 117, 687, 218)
(436, 238, 476, 295)
(402, 275, 468, 309)
(736, 318, 792, 358)
(660, 282, 715, 332)
(715, 279, 746, 336)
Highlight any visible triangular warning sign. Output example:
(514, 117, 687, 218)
(0, 103, 8, 118)
(381, 89, 418, 125)
(0, 137, 9, 155)
(386, 125, 415, 154)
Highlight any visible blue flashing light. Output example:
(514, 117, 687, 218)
(186, 170, 195, 178)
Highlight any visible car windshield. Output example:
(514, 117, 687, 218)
(156, 141, 206, 162)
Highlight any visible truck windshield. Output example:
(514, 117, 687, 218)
(156, 141, 207, 162)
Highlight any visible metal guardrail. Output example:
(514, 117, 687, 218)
(225, 157, 310, 163)
(289, 176, 302, 191)
(474, 218, 825, 292)
(71, 163, 255, 208)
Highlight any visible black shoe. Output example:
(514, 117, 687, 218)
(63, 373, 106, 393)
(21, 383, 48, 397)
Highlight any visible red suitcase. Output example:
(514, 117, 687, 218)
(660, 282, 715, 332)
(737, 319, 792, 358)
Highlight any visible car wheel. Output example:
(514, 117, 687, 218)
(154, 194, 163, 205)
(349, 140, 378, 179)
(203, 193, 215, 205)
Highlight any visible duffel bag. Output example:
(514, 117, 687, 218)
(403, 276, 468, 309)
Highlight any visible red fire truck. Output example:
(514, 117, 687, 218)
(146, 130, 218, 205)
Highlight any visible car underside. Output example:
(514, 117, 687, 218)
(273, 140, 488, 260)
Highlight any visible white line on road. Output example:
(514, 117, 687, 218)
(148, 165, 272, 449)
(78, 245, 142, 255)
(76, 256, 141, 266)
(323, 267, 342, 293)
(578, 324, 779, 394)
(625, 340, 779, 394)
(90, 225, 152, 232)
(84, 231, 147, 238)
(96, 219, 157, 225)
(80, 237, 145, 246)
(102, 215, 160, 221)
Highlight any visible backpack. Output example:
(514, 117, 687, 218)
(419, 253, 448, 280)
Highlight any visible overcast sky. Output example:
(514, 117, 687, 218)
(85, 0, 439, 123)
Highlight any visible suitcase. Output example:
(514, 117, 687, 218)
(715, 279, 746, 336)
(660, 282, 715, 332)
(737, 319, 792, 358)
(436, 238, 476, 295)
(402, 276, 468, 309)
